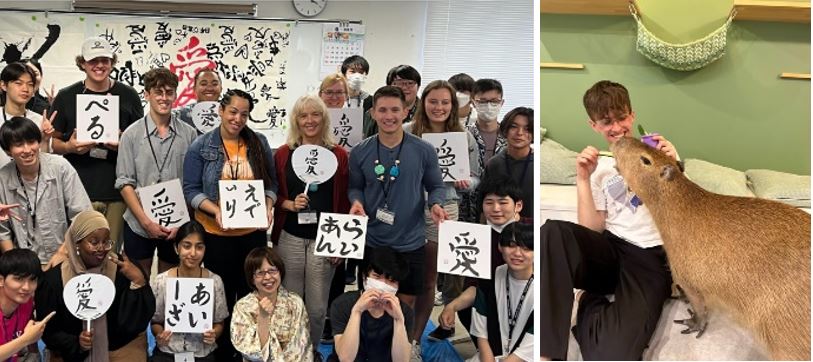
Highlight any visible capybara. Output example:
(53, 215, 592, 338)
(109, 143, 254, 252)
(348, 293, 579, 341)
(611, 137, 810, 360)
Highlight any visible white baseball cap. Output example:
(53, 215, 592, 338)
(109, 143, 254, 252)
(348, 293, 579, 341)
(81, 37, 113, 60)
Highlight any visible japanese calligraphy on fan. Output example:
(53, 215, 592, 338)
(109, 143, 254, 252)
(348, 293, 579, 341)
(63, 274, 116, 330)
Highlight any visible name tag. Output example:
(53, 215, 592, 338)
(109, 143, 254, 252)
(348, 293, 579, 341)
(89, 147, 108, 159)
(298, 211, 318, 224)
(174, 351, 195, 362)
(376, 207, 395, 225)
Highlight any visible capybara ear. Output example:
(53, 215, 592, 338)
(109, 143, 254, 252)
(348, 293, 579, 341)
(677, 160, 685, 173)
(660, 164, 678, 181)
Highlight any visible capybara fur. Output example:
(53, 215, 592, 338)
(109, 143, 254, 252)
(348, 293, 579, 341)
(611, 137, 810, 360)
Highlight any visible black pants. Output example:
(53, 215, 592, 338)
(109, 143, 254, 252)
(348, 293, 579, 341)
(203, 230, 267, 362)
(540, 220, 672, 360)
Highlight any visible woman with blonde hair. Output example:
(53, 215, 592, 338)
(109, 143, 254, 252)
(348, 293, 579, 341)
(404, 79, 481, 349)
(318, 73, 349, 109)
(271, 94, 349, 348)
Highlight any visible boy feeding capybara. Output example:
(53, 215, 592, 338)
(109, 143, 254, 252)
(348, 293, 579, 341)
(611, 136, 810, 361)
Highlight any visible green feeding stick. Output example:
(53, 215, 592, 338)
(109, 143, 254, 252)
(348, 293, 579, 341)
(637, 124, 647, 136)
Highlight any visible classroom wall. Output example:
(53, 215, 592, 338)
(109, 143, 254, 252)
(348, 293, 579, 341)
(541, 0, 811, 174)
(8, 0, 428, 102)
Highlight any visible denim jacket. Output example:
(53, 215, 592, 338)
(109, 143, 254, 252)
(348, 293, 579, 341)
(183, 128, 278, 210)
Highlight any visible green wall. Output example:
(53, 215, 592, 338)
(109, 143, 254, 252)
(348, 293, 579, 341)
(540, 1, 811, 174)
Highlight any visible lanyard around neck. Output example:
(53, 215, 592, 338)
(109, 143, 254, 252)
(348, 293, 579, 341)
(144, 116, 177, 183)
(222, 140, 242, 180)
(375, 135, 405, 208)
(506, 272, 533, 351)
(15, 164, 41, 230)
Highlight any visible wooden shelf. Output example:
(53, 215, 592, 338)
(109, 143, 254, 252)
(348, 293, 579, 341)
(540, 0, 811, 23)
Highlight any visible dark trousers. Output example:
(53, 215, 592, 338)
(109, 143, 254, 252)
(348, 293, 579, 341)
(540, 220, 672, 360)
(202, 230, 267, 362)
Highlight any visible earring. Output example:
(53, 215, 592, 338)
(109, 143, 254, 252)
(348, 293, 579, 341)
(76, 248, 80, 256)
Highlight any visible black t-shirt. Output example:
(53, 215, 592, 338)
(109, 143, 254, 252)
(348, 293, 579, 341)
(282, 151, 335, 239)
(51, 80, 143, 200)
(330, 290, 414, 362)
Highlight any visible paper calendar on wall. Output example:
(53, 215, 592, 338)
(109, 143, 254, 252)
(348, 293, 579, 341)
(321, 23, 365, 78)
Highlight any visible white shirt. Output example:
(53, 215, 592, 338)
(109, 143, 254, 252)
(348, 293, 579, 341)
(471, 265, 534, 361)
(591, 156, 663, 248)
(0, 108, 44, 169)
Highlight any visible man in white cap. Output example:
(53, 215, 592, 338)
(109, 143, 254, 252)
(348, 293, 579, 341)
(50, 36, 143, 246)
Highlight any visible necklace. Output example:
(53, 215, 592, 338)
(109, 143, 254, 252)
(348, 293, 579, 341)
(374, 135, 405, 209)
(222, 140, 242, 180)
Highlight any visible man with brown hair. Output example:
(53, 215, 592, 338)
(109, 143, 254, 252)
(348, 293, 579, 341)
(115, 67, 198, 277)
(50, 36, 143, 246)
(540, 80, 680, 360)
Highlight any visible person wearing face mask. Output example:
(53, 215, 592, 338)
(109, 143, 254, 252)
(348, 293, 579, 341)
(341, 55, 372, 112)
(329, 247, 413, 362)
(430, 174, 522, 341)
(50, 37, 144, 251)
(175, 68, 224, 136)
(469, 79, 507, 168)
(482, 107, 534, 224)
(0, 62, 54, 169)
(448, 73, 478, 129)
(470, 223, 534, 362)
(0, 117, 91, 265)
(116, 68, 198, 279)
(362, 65, 421, 138)
(231, 246, 312, 362)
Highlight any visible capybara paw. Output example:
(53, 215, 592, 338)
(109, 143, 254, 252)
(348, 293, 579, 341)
(674, 308, 708, 338)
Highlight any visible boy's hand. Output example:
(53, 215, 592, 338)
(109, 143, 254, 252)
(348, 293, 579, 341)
(650, 135, 678, 160)
(576, 146, 599, 180)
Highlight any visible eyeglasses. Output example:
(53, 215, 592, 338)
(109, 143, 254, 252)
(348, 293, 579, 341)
(150, 89, 176, 98)
(473, 99, 503, 107)
(253, 268, 280, 279)
(320, 90, 347, 98)
(391, 80, 417, 88)
(84, 239, 114, 251)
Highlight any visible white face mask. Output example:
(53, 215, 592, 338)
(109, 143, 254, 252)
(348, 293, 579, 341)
(487, 218, 516, 233)
(365, 277, 398, 295)
(477, 103, 502, 121)
(456, 92, 471, 107)
(347, 73, 367, 92)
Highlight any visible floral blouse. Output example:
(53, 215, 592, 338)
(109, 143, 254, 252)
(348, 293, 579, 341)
(231, 288, 312, 362)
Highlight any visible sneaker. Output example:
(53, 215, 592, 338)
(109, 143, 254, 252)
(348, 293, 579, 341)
(433, 291, 444, 306)
(427, 325, 455, 341)
(410, 342, 423, 362)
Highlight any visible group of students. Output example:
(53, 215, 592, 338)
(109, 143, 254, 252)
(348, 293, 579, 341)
(0, 35, 535, 362)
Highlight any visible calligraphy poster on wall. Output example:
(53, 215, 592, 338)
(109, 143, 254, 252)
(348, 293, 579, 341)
(437, 220, 491, 279)
(0, 11, 293, 147)
(422, 132, 471, 182)
(328, 108, 363, 151)
(218, 180, 268, 229)
(314, 213, 367, 260)
(164, 278, 214, 333)
(137, 179, 190, 228)
(320, 23, 365, 78)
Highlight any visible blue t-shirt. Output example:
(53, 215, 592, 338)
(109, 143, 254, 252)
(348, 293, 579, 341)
(348, 132, 445, 252)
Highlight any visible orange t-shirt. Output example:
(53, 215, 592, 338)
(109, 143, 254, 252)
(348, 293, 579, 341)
(195, 139, 260, 236)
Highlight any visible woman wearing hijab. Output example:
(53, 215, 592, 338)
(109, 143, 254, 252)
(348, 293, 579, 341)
(35, 210, 155, 362)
